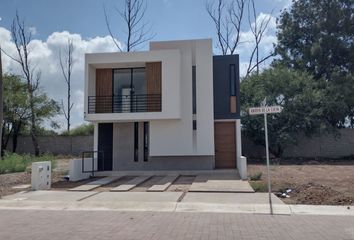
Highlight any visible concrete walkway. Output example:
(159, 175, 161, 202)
(189, 174, 254, 192)
(1, 209, 354, 240)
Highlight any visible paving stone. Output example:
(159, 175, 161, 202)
(147, 174, 179, 192)
(68, 176, 122, 191)
(110, 175, 152, 192)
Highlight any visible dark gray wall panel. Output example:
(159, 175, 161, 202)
(213, 55, 240, 119)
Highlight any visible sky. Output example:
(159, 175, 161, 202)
(0, 0, 292, 131)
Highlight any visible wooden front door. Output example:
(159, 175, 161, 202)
(214, 122, 236, 169)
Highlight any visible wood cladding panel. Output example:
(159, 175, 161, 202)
(146, 62, 162, 112)
(230, 96, 237, 113)
(96, 69, 112, 113)
(214, 122, 236, 169)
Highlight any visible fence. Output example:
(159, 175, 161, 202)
(6, 128, 354, 159)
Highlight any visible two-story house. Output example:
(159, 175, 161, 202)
(84, 39, 246, 178)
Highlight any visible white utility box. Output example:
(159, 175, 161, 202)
(31, 161, 51, 190)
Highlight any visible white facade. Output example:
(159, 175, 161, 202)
(85, 39, 215, 157)
(84, 38, 245, 176)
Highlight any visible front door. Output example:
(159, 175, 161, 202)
(214, 122, 236, 169)
(98, 123, 113, 171)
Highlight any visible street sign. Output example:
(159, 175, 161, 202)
(248, 104, 282, 215)
(248, 106, 282, 115)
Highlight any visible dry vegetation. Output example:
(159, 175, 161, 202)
(248, 161, 354, 205)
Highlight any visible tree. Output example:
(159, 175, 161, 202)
(4, 12, 42, 155)
(275, 0, 354, 126)
(206, 0, 274, 76)
(241, 67, 325, 158)
(1, 74, 59, 153)
(59, 39, 75, 132)
(1, 74, 31, 153)
(245, 0, 274, 77)
(104, 0, 155, 52)
(0, 47, 3, 158)
(206, 0, 245, 55)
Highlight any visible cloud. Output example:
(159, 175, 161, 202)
(0, 27, 121, 131)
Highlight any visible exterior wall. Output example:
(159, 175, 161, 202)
(149, 39, 215, 156)
(111, 122, 213, 170)
(213, 55, 240, 119)
(112, 122, 134, 170)
(84, 50, 181, 122)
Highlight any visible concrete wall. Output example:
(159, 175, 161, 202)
(6, 136, 93, 156)
(149, 39, 215, 157)
(242, 129, 354, 159)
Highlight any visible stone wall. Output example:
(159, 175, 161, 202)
(242, 129, 354, 159)
(5, 128, 354, 159)
(6, 136, 93, 156)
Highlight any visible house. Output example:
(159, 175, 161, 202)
(84, 39, 247, 179)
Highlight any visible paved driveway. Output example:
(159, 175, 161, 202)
(0, 209, 353, 240)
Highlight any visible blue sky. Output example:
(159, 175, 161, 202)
(0, 0, 289, 46)
(0, 0, 291, 130)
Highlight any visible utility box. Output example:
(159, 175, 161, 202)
(31, 161, 51, 190)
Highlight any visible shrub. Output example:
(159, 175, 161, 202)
(250, 172, 263, 181)
(0, 152, 56, 174)
(250, 181, 268, 192)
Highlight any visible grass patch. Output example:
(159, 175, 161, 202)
(249, 181, 268, 192)
(249, 172, 263, 181)
(0, 152, 57, 174)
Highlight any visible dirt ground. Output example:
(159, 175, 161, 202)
(248, 162, 354, 205)
(0, 158, 72, 198)
(2, 158, 354, 206)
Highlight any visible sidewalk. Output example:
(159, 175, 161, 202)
(0, 198, 353, 216)
(0, 209, 353, 240)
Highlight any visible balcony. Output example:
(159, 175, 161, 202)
(88, 94, 162, 114)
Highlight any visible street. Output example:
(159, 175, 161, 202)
(0, 209, 353, 240)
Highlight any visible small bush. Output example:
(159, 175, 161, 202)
(250, 181, 268, 192)
(250, 172, 263, 181)
(0, 152, 56, 174)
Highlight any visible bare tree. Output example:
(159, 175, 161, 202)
(245, 0, 274, 77)
(59, 39, 74, 132)
(0, 47, 3, 158)
(7, 12, 41, 156)
(104, 0, 155, 52)
(206, 0, 245, 55)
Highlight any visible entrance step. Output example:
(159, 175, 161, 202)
(110, 175, 152, 192)
(147, 174, 179, 192)
(68, 176, 122, 191)
(189, 174, 254, 193)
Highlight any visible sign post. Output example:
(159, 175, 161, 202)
(249, 105, 282, 215)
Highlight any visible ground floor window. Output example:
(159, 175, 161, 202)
(144, 122, 149, 162)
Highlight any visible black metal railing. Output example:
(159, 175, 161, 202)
(81, 151, 104, 176)
(88, 94, 161, 114)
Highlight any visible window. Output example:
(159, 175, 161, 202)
(134, 122, 139, 162)
(230, 64, 237, 113)
(143, 122, 149, 162)
(192, 66, 197, 114)
(113, 68, 146, 112)
(230, 64, 236, 96)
